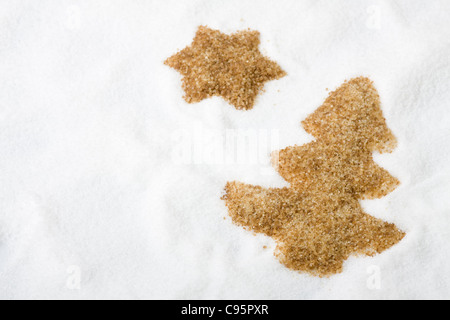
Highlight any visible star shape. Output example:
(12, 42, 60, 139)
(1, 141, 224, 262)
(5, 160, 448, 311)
(165, 26, 286, 110)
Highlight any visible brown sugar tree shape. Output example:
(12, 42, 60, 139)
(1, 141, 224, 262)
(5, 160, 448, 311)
(165, 26, 286, 110)
(223, 77, 405, 277)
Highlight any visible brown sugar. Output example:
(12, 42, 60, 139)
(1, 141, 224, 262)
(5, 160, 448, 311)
(165, 26, 286, 110)
(222, 77, 405, 277)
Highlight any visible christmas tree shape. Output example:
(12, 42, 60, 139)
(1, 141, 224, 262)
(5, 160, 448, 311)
(223, 77, 405, 277)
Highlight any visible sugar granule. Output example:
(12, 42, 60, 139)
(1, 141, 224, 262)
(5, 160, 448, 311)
(223, 77, 405, 277)
(165, 26, 286, 110)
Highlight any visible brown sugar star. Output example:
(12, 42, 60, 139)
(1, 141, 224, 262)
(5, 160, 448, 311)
(222, 77, 405, 277)
(164, 26, 286, 110)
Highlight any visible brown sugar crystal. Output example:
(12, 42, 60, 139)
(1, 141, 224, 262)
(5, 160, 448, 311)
(222, 77, 405, 277)
(165, 26, 286, 110)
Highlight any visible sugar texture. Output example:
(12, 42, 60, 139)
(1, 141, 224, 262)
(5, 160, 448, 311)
(0, 0, 449, 299)
(224, 78, 405, 277)
(165, 26, 286, 110)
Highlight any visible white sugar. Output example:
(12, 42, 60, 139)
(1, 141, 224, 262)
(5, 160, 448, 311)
(0, 0, 449, 299)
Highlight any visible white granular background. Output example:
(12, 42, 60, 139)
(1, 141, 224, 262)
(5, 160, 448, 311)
(0, 0, 449, 299)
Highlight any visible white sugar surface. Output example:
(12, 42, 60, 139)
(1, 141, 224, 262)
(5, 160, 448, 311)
(0, 0, 449, 299)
